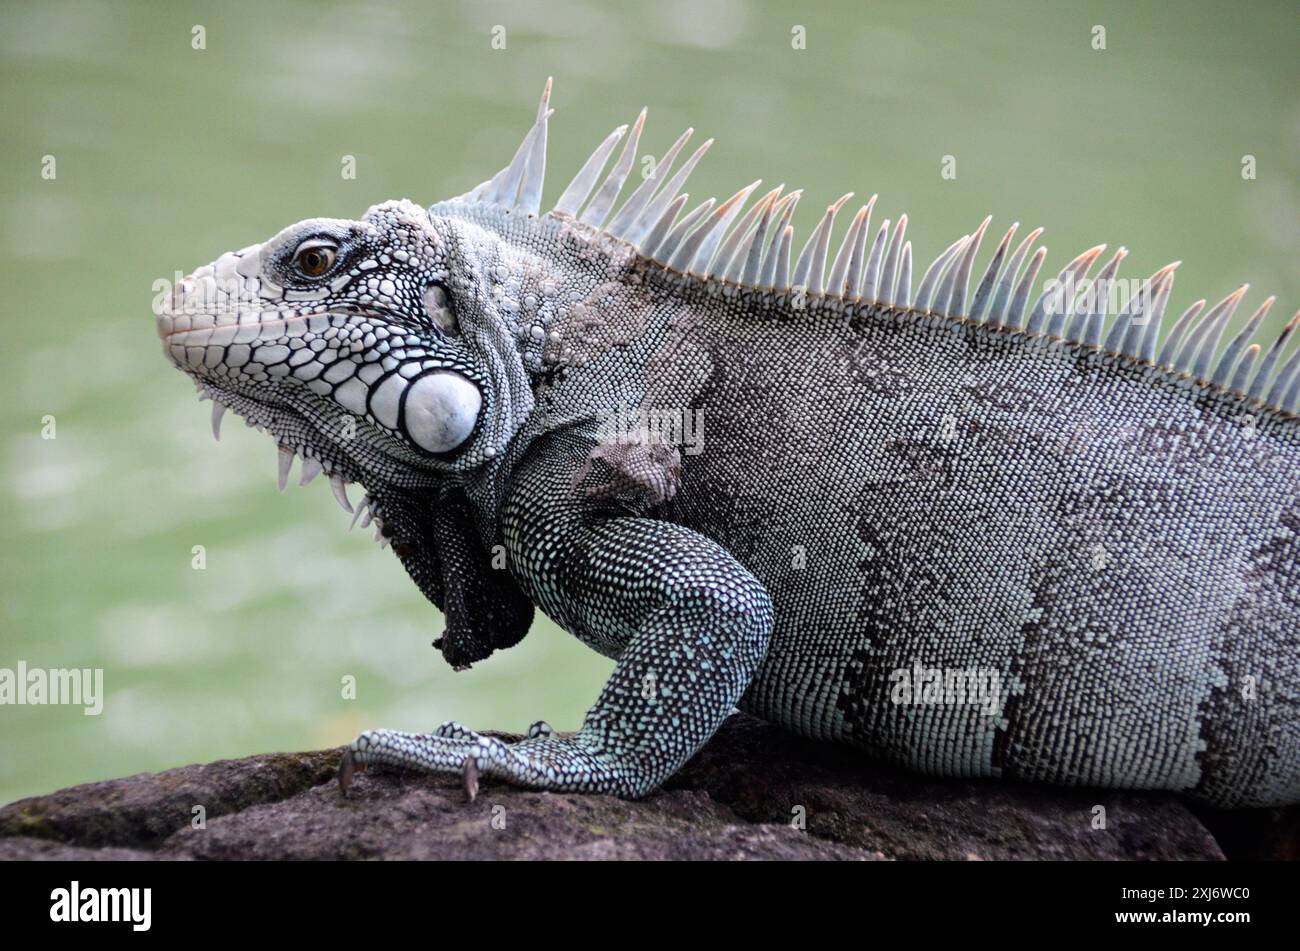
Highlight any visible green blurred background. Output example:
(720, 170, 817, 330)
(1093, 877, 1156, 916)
(1, 0, 1296, 805)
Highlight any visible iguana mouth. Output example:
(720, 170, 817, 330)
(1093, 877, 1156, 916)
(160, 311, 300, 342)
(160, 296, 428, 336)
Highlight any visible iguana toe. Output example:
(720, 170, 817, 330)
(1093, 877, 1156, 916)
(434, 720, 480, 740)
(526, 720, 555, 739)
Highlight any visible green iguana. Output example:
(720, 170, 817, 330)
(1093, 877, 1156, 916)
(156, 80, 1299, 807)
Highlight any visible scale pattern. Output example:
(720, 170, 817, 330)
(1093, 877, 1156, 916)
(155, 82, 1300, 807)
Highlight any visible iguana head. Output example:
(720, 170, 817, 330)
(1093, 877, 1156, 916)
(155, 191, 554, 664)
(155, 195, 543, 494)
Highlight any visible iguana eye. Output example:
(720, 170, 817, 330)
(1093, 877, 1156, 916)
(291, 241, 337, 277)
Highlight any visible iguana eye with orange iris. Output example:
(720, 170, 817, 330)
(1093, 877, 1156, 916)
(292, 243, 336, 277)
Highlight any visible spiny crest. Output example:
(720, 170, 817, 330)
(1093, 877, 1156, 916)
(436, 80, 1300, 417)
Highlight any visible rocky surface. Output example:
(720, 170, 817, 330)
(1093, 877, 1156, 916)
(1, 714, 1289, 860)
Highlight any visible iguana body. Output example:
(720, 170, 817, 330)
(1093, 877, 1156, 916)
(156, 81, 1300, 807)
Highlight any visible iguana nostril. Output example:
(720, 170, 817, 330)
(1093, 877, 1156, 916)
(234, 246, 262, 278)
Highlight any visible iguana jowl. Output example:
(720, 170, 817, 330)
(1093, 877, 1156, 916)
(156, 80, 1300, 807)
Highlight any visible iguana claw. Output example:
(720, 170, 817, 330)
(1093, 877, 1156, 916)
(337, 748, 369, 793)
(462, 755, 480, 802)
(338, 748, 356, 793)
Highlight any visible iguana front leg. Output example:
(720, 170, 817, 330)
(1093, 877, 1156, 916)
(342, 442, 775, 798)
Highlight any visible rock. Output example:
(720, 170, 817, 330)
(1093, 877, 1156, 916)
(0, 714, 1274, 860)
(164, 781, 867, 861)
(0, 750, 338, 849)
(0, 837, 159, 861)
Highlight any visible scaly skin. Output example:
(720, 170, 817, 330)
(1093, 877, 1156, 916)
(156, 86, 1300, 807)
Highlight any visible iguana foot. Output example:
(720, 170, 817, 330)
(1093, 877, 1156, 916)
(338, 725, 633, 795)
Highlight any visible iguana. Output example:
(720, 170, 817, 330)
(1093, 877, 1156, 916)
(155, 80, 1300, 808)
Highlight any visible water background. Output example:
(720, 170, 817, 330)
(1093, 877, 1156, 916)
(1, 0, 1296, 804)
